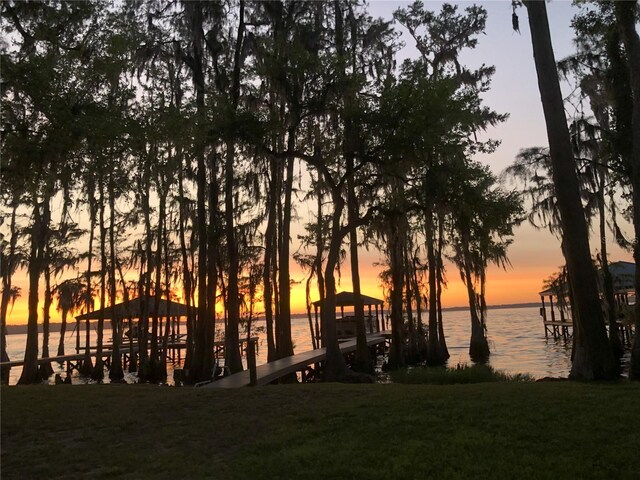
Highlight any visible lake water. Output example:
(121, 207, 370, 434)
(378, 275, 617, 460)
(4, 306, 584, 385)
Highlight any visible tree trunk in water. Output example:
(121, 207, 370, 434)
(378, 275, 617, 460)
(92, 181, 106, 381)
(18, 201, 42, 384)
(185, 0, 210, 384)
(614, 1, 640, 380)
(80, 190, 96, 376)
(39, 263, 54, 380)
(140, 224, 153, 381)
(387, 209, 406, 370)
(39, 197, 53, 380)
(161, 221, 172, 381)
(224, 141, 243, 374)
(436, 216, 450, 359)
(205, 152, 218, 378)
(223, 0, 245, 375)
(598, 177, 623, 364)
(315, 189, 326, 348)
(277, 129, 296, 360)
(322, 194, 349, 381)
(347, 146, 372, 374)
(57, 310, 67, 357)
(177, 149, 194, 372)
(349, 214, 373, 374)
(1, 202, 18, 383)
(109, 174, 124, 381)
(149, 190, 166, 382)
(526, 1, 616, 380)
(426, 212, 446, 365)
(334, 0, 372, 375)
(263, 157, 278, 361)
(461, 230, 490, 363)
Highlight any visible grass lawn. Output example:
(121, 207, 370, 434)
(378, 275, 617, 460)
(2, 382, 639, 479)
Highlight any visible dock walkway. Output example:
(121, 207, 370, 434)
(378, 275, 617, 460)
(0, 337, 257, 369)
(206, 331, 391, 389)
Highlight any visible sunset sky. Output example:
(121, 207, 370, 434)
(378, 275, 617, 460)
(5, 1, 633, 324)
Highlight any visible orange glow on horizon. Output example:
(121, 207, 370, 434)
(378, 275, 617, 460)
(4, 230, 634, 325)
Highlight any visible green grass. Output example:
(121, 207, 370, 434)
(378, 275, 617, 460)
(2, 382, 639, 479)
(390, 364, 536, 384)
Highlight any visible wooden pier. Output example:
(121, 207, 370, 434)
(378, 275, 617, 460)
(543, 320, 573, 340)
(0, 337, 258, 377)
(205, 331, 391, 389)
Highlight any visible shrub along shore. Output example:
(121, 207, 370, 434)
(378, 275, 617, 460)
(2, 382, 639, 479)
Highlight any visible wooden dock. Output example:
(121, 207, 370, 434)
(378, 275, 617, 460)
(0, 337, 258, 371)
(205, 331, 391, 389)
(543, 320, 573, 340)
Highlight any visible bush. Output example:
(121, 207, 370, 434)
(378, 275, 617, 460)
(390, 363, 535, 385)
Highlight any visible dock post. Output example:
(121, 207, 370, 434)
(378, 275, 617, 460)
(247, 338, 257, 386)
(541, 296, 548, 338)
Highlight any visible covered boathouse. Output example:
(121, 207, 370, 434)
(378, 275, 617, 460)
(311, 291, 386, 343)
(539, 261, 636, 340)
(74, 296, 197, 359)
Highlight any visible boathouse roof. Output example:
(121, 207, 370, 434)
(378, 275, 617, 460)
(539, 261, 635, 296)
(75, 296, 196, 320)
(312, 291, 384, 308)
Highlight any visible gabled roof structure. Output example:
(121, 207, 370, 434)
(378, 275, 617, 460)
(312, 291, 384, 308)
(539, 261, 635, 296)
(75, 296, 196, 320)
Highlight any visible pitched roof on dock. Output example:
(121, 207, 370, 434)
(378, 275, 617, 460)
(539, 261, 635, 296)
(75, 296, 196, 320)
(312, 291, 384, 308)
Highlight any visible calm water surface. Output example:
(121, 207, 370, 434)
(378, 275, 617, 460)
(5, 306, 573, 385)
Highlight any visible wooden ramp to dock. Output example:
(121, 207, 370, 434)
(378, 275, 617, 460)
(206, 331, 391, 389)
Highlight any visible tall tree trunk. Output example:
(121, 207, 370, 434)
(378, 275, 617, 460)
(188, 0, 210, 384)
(224, 141, 243, 374)
(277, 128, 296, 360)
(1, 202, 18, 384)
(80, 191, 96, 376)
(614, 1, 640, 381)
(263, 157, 278, 361)
(109, 173, 124, 381)
(39, 197, 53, 379)
(526, 0, 616, 380)
(18, 199, 43, 384)
(39, 262, 54, 379)
(223, 0, 246, 374)
(205, 152, 218, 378)
(426, 211, 445, 365)
(598, 171, 623, 363)
(322, 193, 349, 381)
(387, 186, 406, 370)
(436, 214, 449, 359)
(161, 207, 172, 380)
(92, 180, 106, 381)
(149, 189, 166, 382)
(177, 149, 194, 371)
(387, 218, 406, 370)
(139, 165, 153, 381)
(315, 185, 326, 348)
(461, 229, 490, 363)
(349, 208, 372, 373)
(335, 0, 372, 375)
(57, 310, 68, 358)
